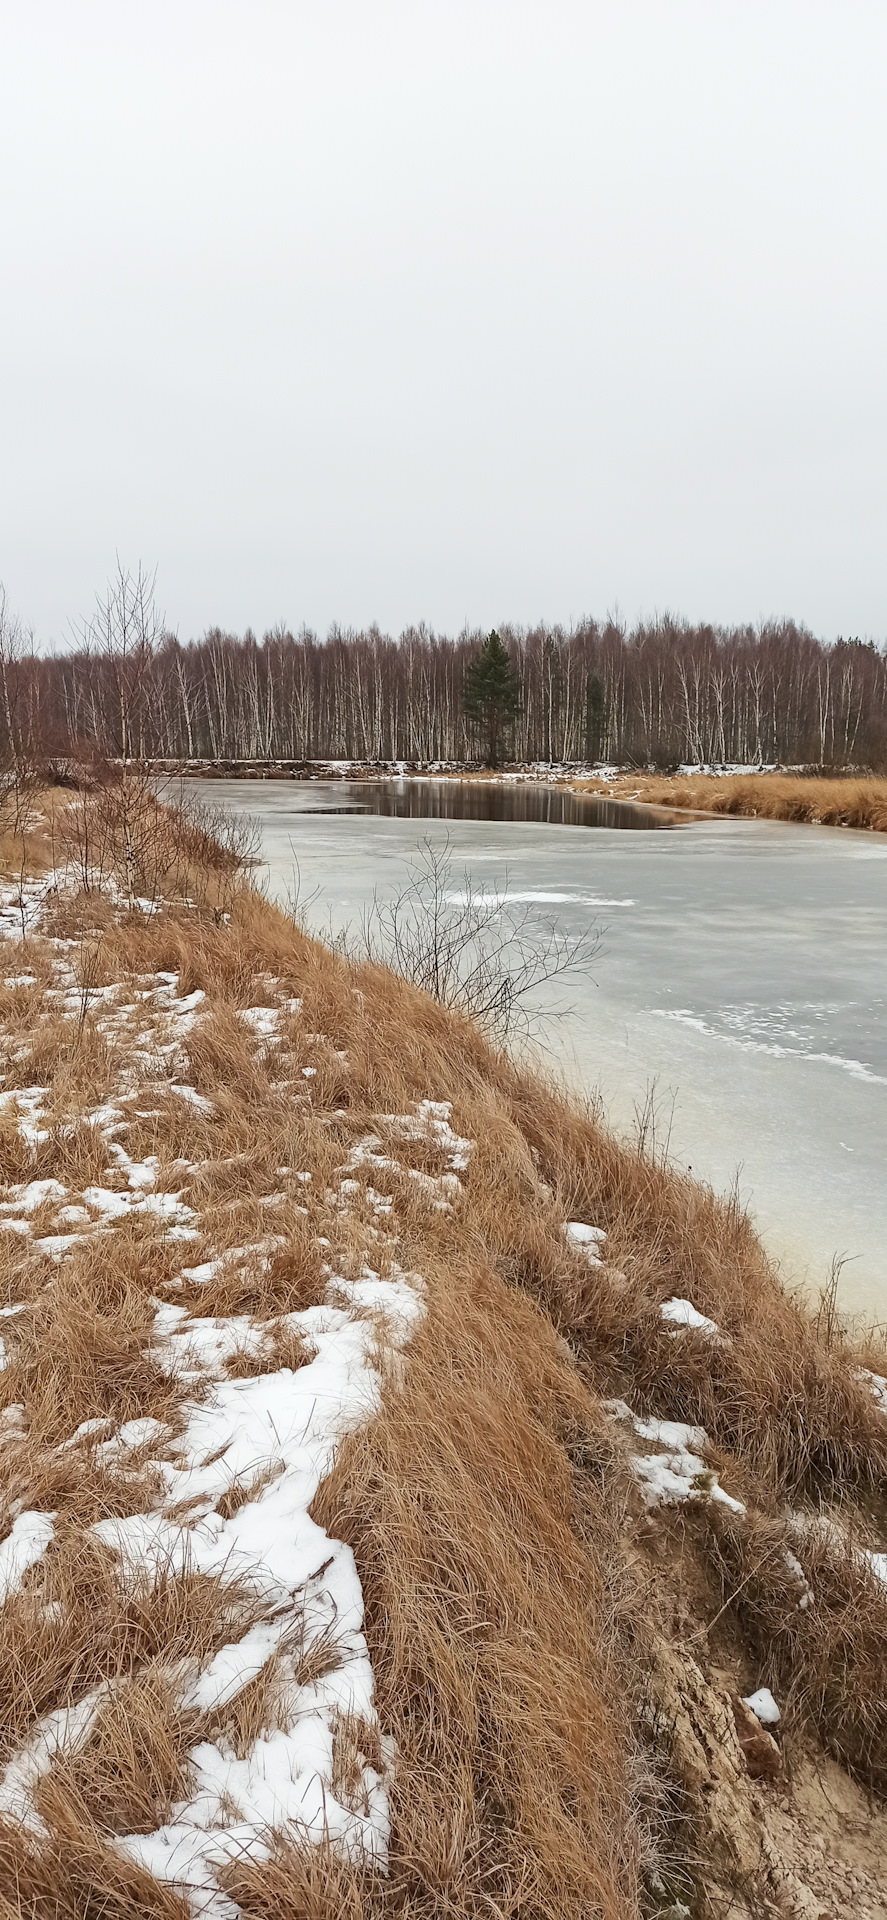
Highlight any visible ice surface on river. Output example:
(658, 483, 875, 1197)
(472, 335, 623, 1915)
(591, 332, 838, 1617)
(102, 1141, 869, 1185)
(183, 780, 887, 1318)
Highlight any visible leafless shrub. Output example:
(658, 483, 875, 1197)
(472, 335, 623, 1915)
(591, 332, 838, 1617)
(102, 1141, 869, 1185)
(55, 780, 257, 918)
(340, 837, 602, 1043)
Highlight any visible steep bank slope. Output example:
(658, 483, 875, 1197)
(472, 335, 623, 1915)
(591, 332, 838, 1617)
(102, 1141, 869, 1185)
(0, 788, 884, 1918)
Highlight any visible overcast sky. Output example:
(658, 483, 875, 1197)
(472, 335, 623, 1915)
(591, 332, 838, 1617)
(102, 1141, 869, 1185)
(2, 2, 885, 648)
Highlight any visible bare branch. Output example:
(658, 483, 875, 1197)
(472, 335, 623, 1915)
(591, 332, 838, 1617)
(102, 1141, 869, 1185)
(342, 836, 603, 1045)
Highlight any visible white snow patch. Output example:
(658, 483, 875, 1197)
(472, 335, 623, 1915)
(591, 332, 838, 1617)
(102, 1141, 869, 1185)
(381, 1101, 473, 1173)
(0, 1404, 25, 1439)
(148, 1304, 282, 1380)
(0, 1510, 55, 1600)
(114, 1417, 170, 1453)
(60, 1416, 115, 1450)
(82, 1185, 197, 1233)
(564, 1221, 606, 1265)
(238, 1006, 281, 1039)
(0, 1178, 67, 1215)
(177, 1238, 286, 1291)
(0, 1693, 103, 1832)
(659, 1297, 720, 1338)
(0, 872, 62, 941)
(81, 1186, 132, 1220)
(605, 1403, 745, 1515)
(345, 1104, 472, 1210)
(171, 1085, 215, 1115)
(854, 1368, 887, 1418)
(9, 1088, 50, 1147)
(783, 1546, 813, 1610)
(742, 1687, 780, 1727)
(85, 1103, 124, 1130)
(86, 1269, 423, 1908)
(34, 1232, 82, 1260)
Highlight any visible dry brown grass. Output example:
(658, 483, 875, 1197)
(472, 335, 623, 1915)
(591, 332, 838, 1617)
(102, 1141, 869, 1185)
(0, 792, 885, 1916)
(700, 1505, 887, 1793)
(585, 771, 887, 832)
(0, 1821, 189, 1920)
(0, 1437, 163, 1533)
(306, 1259, 639, 1919)
(0, 1241, 179, 1450)
(222, 1840, 380, 1920)
(0, 1533, 260, 1763)
(35, 1668, 191, 1836)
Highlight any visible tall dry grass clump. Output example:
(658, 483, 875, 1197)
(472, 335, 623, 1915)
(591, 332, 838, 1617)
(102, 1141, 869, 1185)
(601, 771, 887, 832)
(293, 1265, 638, 1920)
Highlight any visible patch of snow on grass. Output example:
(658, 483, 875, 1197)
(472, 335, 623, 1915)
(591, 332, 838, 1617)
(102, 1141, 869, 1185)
(564, 1221, 606, 1265)
(605, 1402, 745, 1515)
(854, 1368, 887, 1418)
(0, 1692, 103, 1833)
(383, 1101, 473, 1172)
(171, 1084, 215, 1115)
(0, 1510, 56, 1600)
(865, 1550, 887, 1589)
(33, 1232, 82, 1260)
(345, 1103, 473, 1211)
(87, 1273, 423, 1908)
(659, 1297, 720, 1338)
(0, 940, 444, 1906)
(0, 873, 62, 941)
(177, 1238, 286, 1290)
(148, 1303, 285, 1380)
(10, 1087, 51, 1147)
(0, 1178, 67, 1215)
(82, 1184, 197, 1234)
(783, 1547, 813, 1609)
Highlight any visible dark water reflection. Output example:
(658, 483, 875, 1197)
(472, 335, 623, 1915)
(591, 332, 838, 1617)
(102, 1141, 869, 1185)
(297, 779, 682, 830)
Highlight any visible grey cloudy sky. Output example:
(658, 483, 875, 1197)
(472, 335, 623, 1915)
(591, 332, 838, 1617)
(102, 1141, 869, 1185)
(2, 1, 885, 646)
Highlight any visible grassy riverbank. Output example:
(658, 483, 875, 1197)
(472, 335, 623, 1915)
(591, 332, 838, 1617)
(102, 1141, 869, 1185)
(577, 772, 887, 833)
(0, 787, 885, 1918)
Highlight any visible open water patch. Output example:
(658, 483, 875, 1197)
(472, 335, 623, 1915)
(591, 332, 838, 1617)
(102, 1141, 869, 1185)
(293, 780, 685, 830)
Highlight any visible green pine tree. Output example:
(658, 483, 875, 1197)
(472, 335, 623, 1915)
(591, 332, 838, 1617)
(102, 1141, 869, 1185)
(463, 630, 519, 767)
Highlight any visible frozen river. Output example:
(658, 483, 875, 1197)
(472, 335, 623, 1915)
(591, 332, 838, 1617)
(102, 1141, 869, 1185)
(184, 777, 887, 1322)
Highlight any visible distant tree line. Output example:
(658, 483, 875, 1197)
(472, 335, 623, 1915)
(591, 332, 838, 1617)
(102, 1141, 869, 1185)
(2, 573, 886, 770)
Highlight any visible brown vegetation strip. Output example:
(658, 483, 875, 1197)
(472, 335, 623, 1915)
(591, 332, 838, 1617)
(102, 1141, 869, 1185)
(582, 772, 887, 834)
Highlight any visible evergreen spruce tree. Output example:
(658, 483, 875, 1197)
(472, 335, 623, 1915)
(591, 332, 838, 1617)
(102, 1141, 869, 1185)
(463, 630, 518, 767)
